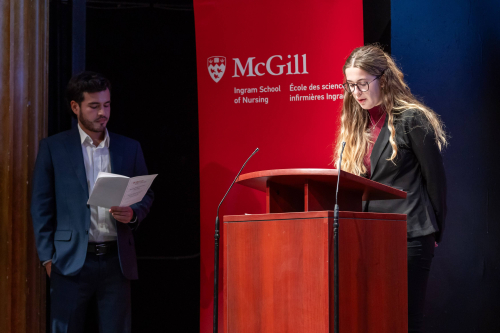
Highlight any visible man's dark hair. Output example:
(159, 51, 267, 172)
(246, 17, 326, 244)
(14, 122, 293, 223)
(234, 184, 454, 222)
(66, 71, 111, 115)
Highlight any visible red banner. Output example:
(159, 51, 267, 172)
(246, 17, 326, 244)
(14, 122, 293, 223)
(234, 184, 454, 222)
(193, 1, 363, 331)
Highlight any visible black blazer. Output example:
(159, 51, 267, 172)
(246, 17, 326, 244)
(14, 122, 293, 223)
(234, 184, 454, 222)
(364, 109, 447, 242)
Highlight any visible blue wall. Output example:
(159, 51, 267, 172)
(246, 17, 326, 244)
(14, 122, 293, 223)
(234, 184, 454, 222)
(392, 0, 500, 331)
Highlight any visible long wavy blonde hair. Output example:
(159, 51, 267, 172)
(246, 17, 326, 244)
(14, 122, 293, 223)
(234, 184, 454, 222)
(333, 45, 447, 175)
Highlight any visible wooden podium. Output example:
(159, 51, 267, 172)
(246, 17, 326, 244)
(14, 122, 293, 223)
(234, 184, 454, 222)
(222, 169, 408, 333)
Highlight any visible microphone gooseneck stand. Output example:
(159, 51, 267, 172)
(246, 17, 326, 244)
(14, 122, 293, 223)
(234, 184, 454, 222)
(213, 148, 259, 333)
(334, 141, 346, 333)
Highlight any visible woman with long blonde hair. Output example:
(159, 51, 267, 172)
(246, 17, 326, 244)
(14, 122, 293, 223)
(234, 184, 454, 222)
(335, 45, 447, 333)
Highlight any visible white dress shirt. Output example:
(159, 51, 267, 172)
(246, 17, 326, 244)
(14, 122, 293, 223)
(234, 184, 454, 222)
(78, 124, 117, 243)
(42, 126, 123, 265)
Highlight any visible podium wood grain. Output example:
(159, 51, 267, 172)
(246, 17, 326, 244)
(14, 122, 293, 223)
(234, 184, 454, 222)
(223, 211, 407, 333)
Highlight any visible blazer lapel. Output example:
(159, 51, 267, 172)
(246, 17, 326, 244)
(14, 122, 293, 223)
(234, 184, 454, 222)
(109, 132, 123, 175)
(64, 127, 89, 197)
(370, 115, 390, 177)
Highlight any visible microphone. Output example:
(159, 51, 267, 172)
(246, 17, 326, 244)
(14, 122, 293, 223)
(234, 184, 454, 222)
(216, 148, 259, 220)
(213, 147, 259, 333)
(334, 141, 345, 333)
(335, 141, 346, 213)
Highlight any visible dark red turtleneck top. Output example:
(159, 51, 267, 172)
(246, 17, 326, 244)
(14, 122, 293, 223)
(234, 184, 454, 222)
(364, 104, 386, 178)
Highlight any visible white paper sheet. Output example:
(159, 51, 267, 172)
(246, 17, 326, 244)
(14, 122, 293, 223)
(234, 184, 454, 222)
(87, 172, 157, 208)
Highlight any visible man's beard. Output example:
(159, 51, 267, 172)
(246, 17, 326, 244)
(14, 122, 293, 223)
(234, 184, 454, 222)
(79, 113, 107, 133)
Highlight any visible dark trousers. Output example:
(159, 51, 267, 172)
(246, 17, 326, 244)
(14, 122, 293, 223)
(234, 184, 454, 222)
(50, 252, 131, 333)
(408, 234, 435, 333)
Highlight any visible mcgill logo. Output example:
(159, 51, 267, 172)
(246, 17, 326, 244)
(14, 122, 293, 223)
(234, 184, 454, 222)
(208, 56, 226, 83)
(207, 54, 308, 82)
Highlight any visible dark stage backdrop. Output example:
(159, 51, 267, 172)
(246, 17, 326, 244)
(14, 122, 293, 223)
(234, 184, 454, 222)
(392, 1, 500, 332)
(85, 4, 200, 333)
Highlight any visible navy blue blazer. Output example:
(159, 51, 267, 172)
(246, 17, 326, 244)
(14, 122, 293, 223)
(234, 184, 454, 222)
(30, 126, 154, 280)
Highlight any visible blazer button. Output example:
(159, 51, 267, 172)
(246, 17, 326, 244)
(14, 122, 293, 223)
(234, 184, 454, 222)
(86, 230, 88, 234)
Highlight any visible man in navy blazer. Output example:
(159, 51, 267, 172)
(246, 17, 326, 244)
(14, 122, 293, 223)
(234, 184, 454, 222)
(31, 72, 154, 332)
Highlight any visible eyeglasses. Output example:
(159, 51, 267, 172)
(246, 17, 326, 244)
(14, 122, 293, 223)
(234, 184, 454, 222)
(342, 76, 381, 93)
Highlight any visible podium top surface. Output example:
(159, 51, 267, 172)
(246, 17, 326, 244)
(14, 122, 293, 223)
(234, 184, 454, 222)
(224, 210, 407, 222)
(237, 168, 406, 201)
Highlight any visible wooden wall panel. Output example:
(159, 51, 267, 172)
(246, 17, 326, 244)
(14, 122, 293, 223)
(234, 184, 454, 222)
(0, 1, 49, 332)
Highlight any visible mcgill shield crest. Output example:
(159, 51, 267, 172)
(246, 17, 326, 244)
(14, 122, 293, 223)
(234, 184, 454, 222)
(207, 56, 226, 83)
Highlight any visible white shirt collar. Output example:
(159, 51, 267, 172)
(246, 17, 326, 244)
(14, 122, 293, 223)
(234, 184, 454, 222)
(77, 123, 110, 148)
